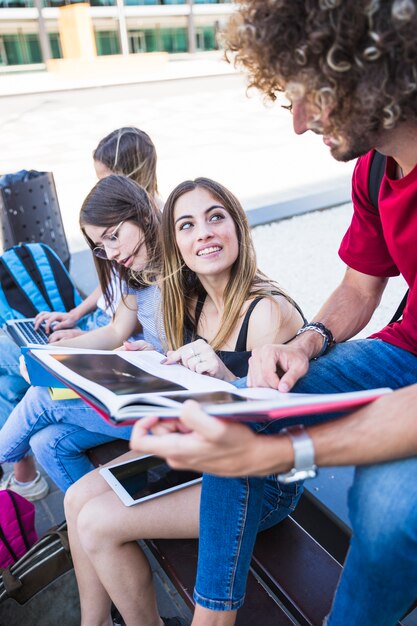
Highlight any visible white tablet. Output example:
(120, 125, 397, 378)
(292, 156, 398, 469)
(99, 454, 202, 507)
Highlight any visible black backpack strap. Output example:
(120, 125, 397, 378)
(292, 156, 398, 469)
(0, 258, 40, 318)
(368, 151, 409, 323)
(15, 245, 54, 310)
(30, 244, 79, 312)
(368, 150, 387, 210)
(389, 291, 409, 325)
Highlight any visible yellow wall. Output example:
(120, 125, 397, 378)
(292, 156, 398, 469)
(58, 3, 97, 59)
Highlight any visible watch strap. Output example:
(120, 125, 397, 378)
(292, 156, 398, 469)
(277, 425, 317, 484)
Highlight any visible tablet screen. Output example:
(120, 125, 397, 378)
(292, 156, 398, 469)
(105, 455, 202, 504)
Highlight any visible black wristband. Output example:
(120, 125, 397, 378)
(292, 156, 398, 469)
(296, 322, 335, 358)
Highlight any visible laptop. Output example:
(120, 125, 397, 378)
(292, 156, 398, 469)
(3, 318, 56, 347)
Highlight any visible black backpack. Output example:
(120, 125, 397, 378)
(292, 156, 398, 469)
(368, 151, 409, 323)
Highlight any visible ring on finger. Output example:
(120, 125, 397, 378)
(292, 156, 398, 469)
(188, 347, 196, 358)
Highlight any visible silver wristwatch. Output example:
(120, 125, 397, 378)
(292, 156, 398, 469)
(277, 425, 317, 484)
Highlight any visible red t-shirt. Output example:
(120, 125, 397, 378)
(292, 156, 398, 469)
(338, 150, 417, 355)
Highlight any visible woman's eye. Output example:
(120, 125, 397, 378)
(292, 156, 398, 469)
(179, 222, 192, 231)
(210, 213, 224, 222)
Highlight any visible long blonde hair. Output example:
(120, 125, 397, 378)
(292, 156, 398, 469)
(161, 177, 292, 351)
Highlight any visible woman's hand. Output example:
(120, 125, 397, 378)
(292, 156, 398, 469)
(48, 328, 85, 343)
(121, 340, 155, 351)
(34, 310, 79, 334)
(163, 339, 236, 382)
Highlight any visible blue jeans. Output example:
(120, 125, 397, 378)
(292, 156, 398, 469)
(0, 308, 111, 429)
(0, 385, 132, 491)
(327, 458, 417, 626)
(78, 308, 111, 332)
(195, 339, 417, 621)
(0, 335, 29, 428)
(196, 473, 302, 610)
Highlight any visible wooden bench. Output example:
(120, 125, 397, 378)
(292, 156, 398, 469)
(87, 441, 411, 626)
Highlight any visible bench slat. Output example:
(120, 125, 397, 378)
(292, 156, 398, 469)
(86, 440, 130, 466)
(147, 538, 296, 626)
(252, 519, 341, 626)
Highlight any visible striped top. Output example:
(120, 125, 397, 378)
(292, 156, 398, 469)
(128, 284, 165, 354)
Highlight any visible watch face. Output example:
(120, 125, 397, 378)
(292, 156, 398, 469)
(277, 467, 317, 484)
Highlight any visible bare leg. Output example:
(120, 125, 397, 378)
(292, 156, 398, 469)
(192, 607, 237, 626)
(67, 452, 240, 626)
(13, 456, 37, 482)
(64, 452, 138, 626)
(77, 479, 201, 626)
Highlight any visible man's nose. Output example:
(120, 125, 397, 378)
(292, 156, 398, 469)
(291, 102, 308, 135)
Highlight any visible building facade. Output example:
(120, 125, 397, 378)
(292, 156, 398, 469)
(0, 0, 233, 66)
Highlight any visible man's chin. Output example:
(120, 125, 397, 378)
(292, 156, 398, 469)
(328, 133, 377, 162)
(330, 143, 373, 162)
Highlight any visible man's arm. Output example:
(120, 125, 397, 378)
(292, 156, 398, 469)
(130, 384, 417, 476)
(248, 268, 388, 390)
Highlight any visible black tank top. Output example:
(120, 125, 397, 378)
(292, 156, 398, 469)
(184, 294, 263, 378)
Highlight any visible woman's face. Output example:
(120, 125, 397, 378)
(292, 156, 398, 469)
(84, 221, 148, 271)
(173, 187, 239, 280)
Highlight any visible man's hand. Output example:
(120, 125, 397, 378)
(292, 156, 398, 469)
(247, 343, 311, 391)
(130, 401, 266, 476)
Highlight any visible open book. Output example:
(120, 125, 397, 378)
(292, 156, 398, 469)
(27, 348, 392, 425)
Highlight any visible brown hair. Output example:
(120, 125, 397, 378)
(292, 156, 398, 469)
(80, 175, 161, 310)
(161, 177, 292, 351)
(93, 127, 159, 199)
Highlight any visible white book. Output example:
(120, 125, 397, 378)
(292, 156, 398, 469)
(28, 348, 392, 425)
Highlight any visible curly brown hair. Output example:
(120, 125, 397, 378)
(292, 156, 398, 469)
(225, 0, 417, 148)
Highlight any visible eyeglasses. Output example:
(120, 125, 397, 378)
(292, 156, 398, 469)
(93, 221, 125, 259)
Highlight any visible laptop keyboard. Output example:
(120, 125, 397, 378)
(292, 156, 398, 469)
(15, 320, 49, 345)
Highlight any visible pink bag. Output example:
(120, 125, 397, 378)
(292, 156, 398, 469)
(0, 489, 38, 568)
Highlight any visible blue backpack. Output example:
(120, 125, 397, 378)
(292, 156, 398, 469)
(0, 243, 82, 326)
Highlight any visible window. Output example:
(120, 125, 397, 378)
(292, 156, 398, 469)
(128, 30, 146, 53)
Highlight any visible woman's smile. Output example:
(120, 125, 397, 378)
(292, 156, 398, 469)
(174, 187, 238, 278)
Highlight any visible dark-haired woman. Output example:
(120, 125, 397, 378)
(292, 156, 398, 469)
(36, 125, 163, 341)
(0, 175, 164, 493)
(0, 126, 162, 499)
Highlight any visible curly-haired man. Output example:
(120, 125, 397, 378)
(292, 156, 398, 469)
(132, 2, 417, 625)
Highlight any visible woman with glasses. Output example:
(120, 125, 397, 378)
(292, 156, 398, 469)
(0, 126, 161, 501)
(0, 174, 164, 494)
(34, 126, 162, 342)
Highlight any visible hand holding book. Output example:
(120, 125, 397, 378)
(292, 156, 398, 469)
(27, 347, 392, 426)
(130, 401, 264, 476)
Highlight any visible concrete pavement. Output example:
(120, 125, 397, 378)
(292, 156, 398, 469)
(0, 51, 235, 98)
(0, 66, 354, 252)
